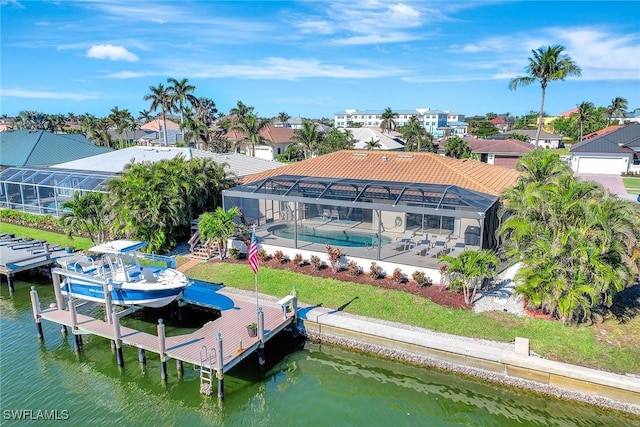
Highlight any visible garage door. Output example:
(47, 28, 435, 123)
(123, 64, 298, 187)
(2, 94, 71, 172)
(576, 157, 623, 174)
(494, 156, 519, 169)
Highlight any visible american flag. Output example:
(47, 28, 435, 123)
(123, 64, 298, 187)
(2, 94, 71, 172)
(248, 230, 259, 274)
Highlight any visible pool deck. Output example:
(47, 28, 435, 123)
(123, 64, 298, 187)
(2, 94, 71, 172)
(256, 219, 479, 274)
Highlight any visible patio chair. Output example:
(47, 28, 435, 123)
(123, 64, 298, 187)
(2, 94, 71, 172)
(394, 230, 415, 251)
(413, 233, 431, 255)
(330, 209, 341, 221)
(447, 241, 466, 257)
(322, 208, 331, 220)
(425, 240, 446, 257)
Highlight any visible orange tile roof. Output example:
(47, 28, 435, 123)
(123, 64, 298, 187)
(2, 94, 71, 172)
(241, 150, 521, 196)
(140, 119, 180, 132)
(582, 125, 624, 140)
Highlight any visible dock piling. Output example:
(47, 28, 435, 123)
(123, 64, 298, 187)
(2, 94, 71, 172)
(29, 286, 43, 341)
(52, 273, 64, 313)
(112, 307, 124, 367)
(258, 307, 265, 366)
(157, 319, 167, 382)
(7, 275, 15, 295)
(176, 360, 184, 378)
(138, 348, 146, 365)
(216, 332, 224, 399)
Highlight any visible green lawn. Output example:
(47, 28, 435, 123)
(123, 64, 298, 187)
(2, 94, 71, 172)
(3, 222, 638, 375)
(622, 177, 640, 194)
(187, 262, 640, 375)
(0, 223, 93, 250)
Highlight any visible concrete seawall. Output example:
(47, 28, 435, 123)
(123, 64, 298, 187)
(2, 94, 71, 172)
(298, 304, 640, 415)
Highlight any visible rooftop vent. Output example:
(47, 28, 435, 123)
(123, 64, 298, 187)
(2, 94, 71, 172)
(352, 153, 368, 157)
(397, 154, 413, 159)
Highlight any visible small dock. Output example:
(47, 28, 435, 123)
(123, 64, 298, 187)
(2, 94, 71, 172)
(33, 277, 298, 398)
(0, 234, 70, 294)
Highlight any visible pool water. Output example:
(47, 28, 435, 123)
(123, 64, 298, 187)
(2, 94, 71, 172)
(270, 224, 391, 248)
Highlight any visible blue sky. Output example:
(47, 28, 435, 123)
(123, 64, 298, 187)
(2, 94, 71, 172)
(1, 0, 639, 119)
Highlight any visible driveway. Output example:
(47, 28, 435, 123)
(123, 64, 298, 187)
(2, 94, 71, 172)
(575, 173, 639, 202)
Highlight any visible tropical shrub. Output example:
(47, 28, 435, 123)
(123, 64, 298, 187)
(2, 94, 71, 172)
(392, 268, 405, 284)
(273, 250, 287, 263)
(412, 270, 432, 287)
(347, 260, 362, 276)
(293, 253, 304, 266)
(310, 255, 323, 271)
(257, 249, 269, 262)
(369, 262, 384, 280)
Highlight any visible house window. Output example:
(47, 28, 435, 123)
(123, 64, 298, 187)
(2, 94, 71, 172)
(277, 148, 281, 155)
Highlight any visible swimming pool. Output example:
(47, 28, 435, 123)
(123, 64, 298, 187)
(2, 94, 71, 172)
(269, 224, 391, 248)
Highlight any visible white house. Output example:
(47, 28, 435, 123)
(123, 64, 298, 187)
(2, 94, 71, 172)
(334, 108, 466, 136)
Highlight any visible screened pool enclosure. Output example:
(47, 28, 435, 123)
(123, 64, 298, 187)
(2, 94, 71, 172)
(223, 175, 501, 263)
(0, 167, 113, 216)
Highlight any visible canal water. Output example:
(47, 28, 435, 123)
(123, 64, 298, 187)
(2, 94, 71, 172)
(1, 275, 638, 426)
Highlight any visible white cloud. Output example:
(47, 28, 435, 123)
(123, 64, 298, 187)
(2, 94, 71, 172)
(87, 44, 139, 62)
(0, 88, 99, 100)
(104, 71, 149, 79)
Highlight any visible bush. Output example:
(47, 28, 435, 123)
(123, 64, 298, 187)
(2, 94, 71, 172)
(392, 268, 405, 284)
(273, 250, 287, 263)
(369, 262, 384, 280)
(310, 255, 323, 271)
(0, 210, 65, 233)
(257, 248, 270, 262)
(412, 270, 432, 287)
(346, 260, 362, 276)
(293, 253, 304, 266)
(228, 247, 242, 260)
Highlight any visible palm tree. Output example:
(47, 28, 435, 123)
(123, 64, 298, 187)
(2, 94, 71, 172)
(379, 107, 397, 133)
(575, 101, 595, 142)
(198, 207, 240, 260)
(167, 77, 197, 143)
(144, 83, 173, 146)
(607, 97, 628, 124)
(363, 137, 381, 150)
(60, 192, 108, 243)
(509, 45, 581, 148)
(439, 250, 499, 305)
(138, 109, 153, 124)
(443, 136, 471, 159)
(231, 113, 271, 157)
(229, 101, 254, 122)
(291, 120, 324, 159)
(277, 112, 291, 127)
(401, 115, 434, 152)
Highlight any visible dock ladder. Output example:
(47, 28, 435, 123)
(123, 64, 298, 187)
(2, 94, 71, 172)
(199, 345, 216, 396)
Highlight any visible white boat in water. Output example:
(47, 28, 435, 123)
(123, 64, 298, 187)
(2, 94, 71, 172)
(56, 240, 191, 308)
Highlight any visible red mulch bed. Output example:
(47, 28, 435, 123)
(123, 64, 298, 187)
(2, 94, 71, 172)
(219, 257, 469, 310)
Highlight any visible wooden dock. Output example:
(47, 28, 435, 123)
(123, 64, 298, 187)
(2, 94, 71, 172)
(0, 234, 71, 293)
(38, 286, 295, 374)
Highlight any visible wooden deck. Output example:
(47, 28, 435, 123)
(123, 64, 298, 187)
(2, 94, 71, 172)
(39, 287, 294, 372)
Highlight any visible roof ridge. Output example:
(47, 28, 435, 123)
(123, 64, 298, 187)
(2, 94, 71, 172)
(24, 130, 44, 166)
(429, 153, 497, 195)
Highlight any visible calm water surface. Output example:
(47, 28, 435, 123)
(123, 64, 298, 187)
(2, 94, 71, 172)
(1, 276, 638, 426)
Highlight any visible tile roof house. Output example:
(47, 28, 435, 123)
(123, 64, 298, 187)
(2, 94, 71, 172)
(581, 125, 625, 141)
(570, 123, 640, 174)
(140, 119, 181, 145)
(0, 130, 112, 167)
(242, 150, 520, 196)
(463, 138, 534, 169)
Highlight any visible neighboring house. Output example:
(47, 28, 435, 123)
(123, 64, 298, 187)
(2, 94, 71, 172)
(334, 108, 466, 136)
(140, 119, 181, 146)
(349, 127, 404, 151)
(509, 129, 563, 149)
(489, 117, 509, 133)
(463, 138, 534, 169)
(53, 146, 285, 177)
(107, 128, 155, 144)
(581, 125, 624, 141)
(0, 130, 111, 167)
(623, 108, 640, 124)
(570, 123, 640, 174)
(224, 125, 295, 161)
(0, 147, 284, 217)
